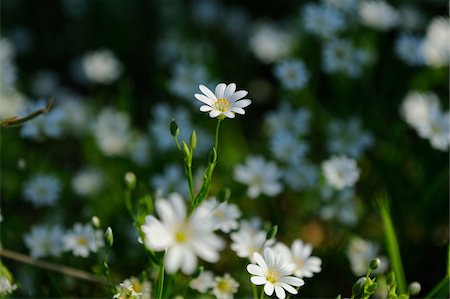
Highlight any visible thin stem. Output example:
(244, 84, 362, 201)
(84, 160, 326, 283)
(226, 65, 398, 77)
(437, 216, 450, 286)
(260, 287, 265, 299)
(214, 118, 222, 157)
(186, 164, 195, 203)
(0, 248, 109, 285)
(156, 254, 165, 299)
(252, 284, 258, 299)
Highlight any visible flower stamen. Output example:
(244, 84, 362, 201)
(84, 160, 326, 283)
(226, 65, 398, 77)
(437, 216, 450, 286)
(215, 98, 230, 112)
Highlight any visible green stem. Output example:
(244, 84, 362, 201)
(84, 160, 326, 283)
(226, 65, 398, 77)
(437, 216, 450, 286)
(124, 189, 134, 220)
(186, 164, 195, 203)
(260, 287, 265, 299)
(156, 255, 165, 299)
(215, 118, 222, 157)
(252, 284, 258, 299)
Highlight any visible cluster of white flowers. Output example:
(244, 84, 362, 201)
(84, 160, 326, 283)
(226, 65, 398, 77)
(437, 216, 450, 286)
(80, 49, 122, 84)
(24, 222, 104, 259)
(401, 91, 449, 151)
(190, 271, 239, 299)
(347, 237, 388, 276)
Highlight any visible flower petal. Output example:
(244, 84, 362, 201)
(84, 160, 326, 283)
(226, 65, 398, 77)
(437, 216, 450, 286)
(223, 111, 235, 118)
(165, 246, 184, 274)
(264, 282, 275, 296)
(251, 276, 267, 285)
(274, 285, 286, 299)
(199, 85, 217, 101)
(247, 264, 265, 276)
(253, 252, 268, 273)
(230, 90, 248, 101)
(230, 107, 245, 115)
(215, 83, 226, 99)
(278, 282, 298, 295)
(181, 249, 197, 275)
(200, 105, 213, 112)
(195, 94, 214, 106)
(224, 83, 236, 98)
(280, 276, 304, 287)
(209, 110, 221, 118)
(235, 99, 252, 108)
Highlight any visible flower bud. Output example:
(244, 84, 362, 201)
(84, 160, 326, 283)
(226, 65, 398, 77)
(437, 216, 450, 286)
(124, 172, 136, 190)
(266, 225, 278, 240)
(182, 142, 190, 159)
(170, 119, 179, 137)
(386, 271, 396, 286)
(408, 282, 421, 295)
(370, 258, 381, 270)
(366, 282, 378, 295)
(105, 226, 114, 247)
(91, 216, 101, 228)
(352, 277, 367, 296)
(190, 130, 197, 150)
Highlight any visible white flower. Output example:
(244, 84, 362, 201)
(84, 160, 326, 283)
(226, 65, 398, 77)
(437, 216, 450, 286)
(195, 83, 251, 119)
(129, 134, 151, 166)
(150, 164, 189, 197)
(274, 59, 309, 91)
(273, 240, 322, 278)
(20, 99, 65, 140)
(230, 220, 274, 261)
(420, 110, 450, 151)
(269, 131, 309, 163)
(265, 104, 312, 137)
(322, 156, 360, 190)
(400, 91, 441, 132)
(81, 49, 122, 84)
(212, 273, 239, 299)
(201, 198, 241, 233)
(422, 18, 450, 68)
(93, 107, 132, 157)
(319, 188, 359, 226)
(141, 193, 224, 275)
(72, 168, 104, 196)
(395, 33, 424, 66)
(63, 223, 104, 257)
(23, 173, 61, 207)
(113, 277, 151, 299)
(347, 237, 388, 276)
(359, 0, 399, 31)
(0, 277, 17, 296)
(190, 270, 215, 293)
(282, 159, 319, 192)
(249, 22, 293, 63)
(24, 225, 64, 259)
(302, 3, 346, 39)
(234, 156, 283, 199)
(247, 248, 305, 299)
(169, 62, 209, 101)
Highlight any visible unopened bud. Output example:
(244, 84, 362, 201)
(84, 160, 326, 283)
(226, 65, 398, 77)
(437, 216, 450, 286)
(105, 226, 114, 246)
(386, 272, 396, 286)
(408, 282, 421, 295)
(366, 282, 378, 295)
(182, 142, 190, 158)
(190, 130, 197, 150)
(170, 119, 179, 137)
(124, 172, 136, 190)
(352, 277, 367, 296)
(91, 216, 101, 228)
(370, 258, 381, 271)
(266, 225, 278, 240)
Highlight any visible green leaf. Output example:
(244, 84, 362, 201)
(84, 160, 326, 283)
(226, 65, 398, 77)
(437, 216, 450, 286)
(424, 276, 450, 299)
(378, 194, 407, 294)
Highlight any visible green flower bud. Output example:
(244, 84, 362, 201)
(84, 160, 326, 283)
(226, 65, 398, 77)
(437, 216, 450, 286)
(266, 225, 278, 240)
(366, 282, 378, 295)
(182, 142, 190, 159)
(190, 130, 197, 150)
(370, 258, 381, 270)
(105, 226, 114, 247)
(217, 188, 231, 203)
(91, 216, 101, 228)
(386, 272, 396, 286)
(408, 282, 421, 295)
(124, 172, 137, 190)
(352, 277, 367, 296)
(170, 119, 179, 137)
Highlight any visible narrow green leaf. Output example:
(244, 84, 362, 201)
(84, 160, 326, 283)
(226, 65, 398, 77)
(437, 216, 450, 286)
(424, 276, 449, 299)
(378, 194, 407, 294)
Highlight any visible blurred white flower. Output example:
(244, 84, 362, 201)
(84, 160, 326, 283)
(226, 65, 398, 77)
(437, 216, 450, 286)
(195, 83, 251, 119)
(169, 63, 209, 101)
(0, 38, 18, 89)
(201, 198, 241, 233)
(0, 89, 26, 119)
(302, 3, 346, 39)
(24, 224, 64, 259)
(20, 99, 65, 140)
(212, 273, 239, 299)
(190, 270, 215, 293)
(322, 39, 371, 78)
(230, 220, 274, 261)
(274, 59, 309, 91)
(327, 117, 374, 158)
(359, 0, 399, 30)
(113, 277, 151, 299)
(247, 248, 304, 299)
(129, 134, 151, 166)
(57, 90, 91, 135)
(419, 110, 450, 151)
(269, 131, 309, 163)
(141, 193, 224, 274)
(234, 156, 283, 199)
(422, 17, 450, 68)
(191, 0, 223, 26)
(72, 168, 104, 197)
(81, 49, 122, 84)
(273, 239, 322, 278)
(323, 0, 358, 14)
(265, 104, 312, 137)
(151, 164, 189, 197)
(31, 70, 59, 97)
(63, 223, 104, 257)
(395, 33, 424, 66)
(398, 5, 424, 31)
(249, 22, 292, 63)
(23, 173, 61, 207)
(93, 107, 132, 157)
(322, 156, 360, 190)
(347, 237, 388, 276)
(401, 91, 441, 132)
(0, 277, 17, 296)
(282, 159, 319, 192)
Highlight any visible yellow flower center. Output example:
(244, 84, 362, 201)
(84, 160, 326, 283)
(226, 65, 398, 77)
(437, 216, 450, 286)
(217, 279, 233, 292)
(215, 98, 230, 112)
(267, 270, 279, 284)
(77, 237, 88, 246)
(295, 257, 304, 268)
(175, 231, 187, 243)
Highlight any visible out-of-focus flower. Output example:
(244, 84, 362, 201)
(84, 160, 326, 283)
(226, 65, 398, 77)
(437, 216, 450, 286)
(141, 193, 224, 274)
(401, 91, 440, 132)
(419, 110, 450, 151)
(230, 220, 274, 261)
(93, 107, 132, 157)
(322, 156, 360, 190)
(0, 277, 17, 296)
(269, 131, 309, 163)
(247, 248, 305, 299)
(212, 273, 239, 299)
(24, 224, 64, 259)
(322, 39, 371, 78)
(282, 159, 319, 192)
(274, 239, 322, 278)
(395, 33, 424, 66)
(31, 70, 59, 97)
(72, 168, 104, 197)
(323, 0, 358, 14)
(129, 134, 151, 166)
(195, 83, 251, 119)
(347, 237, 388, 276)
(359, 0, 399, 30)
(20, 99, 65, 140)
(169, 63, 209, 101)
(265, 104, 312, 137)
(0, 38, 18, 89)
(23, 173, 61, 207)
(201, 198, 241, 233)
(422, 17, 450, 68)
(249, 22, 293, 63)
(326, 118, 374, 158)
(274, 59, 309, 91)
(57, 90, 91, 135)
(63, 223, 104, 257)
(398, 5, 424, 31)
(150, 164, 189, 197)
(81, 49, 122, 84)
(234, 156, 283, 199)
(319, 187, 359, 226)
(302, 3, 346, 39)
(190, 270, 215, 293)
(113, 277, 151, 299)
(191, 0, 223, 26)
